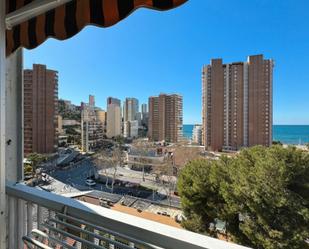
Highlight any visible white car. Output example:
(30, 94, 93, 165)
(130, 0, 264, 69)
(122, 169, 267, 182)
(85, 179, 96, 187)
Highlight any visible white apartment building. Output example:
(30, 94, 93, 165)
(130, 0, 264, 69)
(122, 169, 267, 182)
(124, 97, 139, 122)
(124, 120, 139, 138)
(81, 96, 104, 152)
(192, 124, 203, 145)
(81, 108, 104, 152)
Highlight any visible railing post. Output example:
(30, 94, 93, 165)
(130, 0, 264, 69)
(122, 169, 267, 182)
(94, 229, 100, 245)
(0, 1, 7, 248)
(18, 199, 26, 248)
(8, 197, 17, 249)
(37, 205, 43, 230)
(27, 201, 33, 234)
(109, 235, 115, 249)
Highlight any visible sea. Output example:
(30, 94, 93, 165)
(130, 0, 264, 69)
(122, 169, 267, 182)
(183, 125, 309, 145)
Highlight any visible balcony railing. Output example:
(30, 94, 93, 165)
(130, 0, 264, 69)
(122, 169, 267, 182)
(6, 181, 251, 249)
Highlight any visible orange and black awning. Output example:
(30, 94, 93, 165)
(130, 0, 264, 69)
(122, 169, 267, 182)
(5, 0, 187, 56)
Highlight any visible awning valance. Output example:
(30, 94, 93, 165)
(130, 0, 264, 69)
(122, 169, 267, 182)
(5, 0, 187, 56)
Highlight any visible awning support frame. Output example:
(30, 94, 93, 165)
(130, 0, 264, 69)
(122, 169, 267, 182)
(6, 0, 73, 30)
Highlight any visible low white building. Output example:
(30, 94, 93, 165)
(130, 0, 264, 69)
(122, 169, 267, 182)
(126, 149, 165, 166)
(63, 119, 80, 126)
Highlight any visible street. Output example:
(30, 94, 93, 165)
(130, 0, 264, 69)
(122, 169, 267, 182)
(49, 159, 181, 207)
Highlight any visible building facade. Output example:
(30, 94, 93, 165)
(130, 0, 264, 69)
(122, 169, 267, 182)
(124, 120, 139, 138)
(124, 98, 139, 122)
(141, 103, 148, 126)
(106, 97, 122, 138)
(89, 95, 95, 107)
(62, 119, 80, 126)
(57, 115, 64, 135)
(142, 103, 148, 114)
(192, 124, 202, 145)
(81, 96, 104, 152)
(202, 55, 273, 151)
(81, 120, 104, 152)
(95, 109, 106, 125)
(148, 94, 183, 143)
(24, 64, 58, 155)
(135, 112, 142, 126)
(126, 149, 165, 167)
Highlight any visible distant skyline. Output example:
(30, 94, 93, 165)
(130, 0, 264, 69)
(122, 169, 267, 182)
(24, 0, 309, 124)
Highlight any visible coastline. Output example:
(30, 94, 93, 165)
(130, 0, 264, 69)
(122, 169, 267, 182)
(183, 124, 309, 145)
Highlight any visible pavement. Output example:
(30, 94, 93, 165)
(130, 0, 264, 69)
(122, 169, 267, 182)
(101, 166, 180, 206)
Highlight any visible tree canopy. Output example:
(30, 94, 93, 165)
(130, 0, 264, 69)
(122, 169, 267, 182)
(26, 153, 47, 176)
(177, 146, 309, 249)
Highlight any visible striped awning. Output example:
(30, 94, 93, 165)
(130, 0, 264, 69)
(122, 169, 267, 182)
(5, 0, 187, 56)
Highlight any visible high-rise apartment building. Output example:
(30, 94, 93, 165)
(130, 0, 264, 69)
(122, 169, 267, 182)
(141, 103, 149, 127)
(192, 124, 203, 145)
(142, 104, 148, 114)
(81, 96, 104, 152)
(106, 97, 122, 138)
(89, 95, 95, 107)
(107, 97, 121, 106)
(124, 98, 139, 122)
(148, 94, 183, 143)
(81, 118, 104, 152)
(95, 109, 106, 125)
(24, 64, 58, 155)
(202, 55, 273, 151)
(135, 112, 142, 126)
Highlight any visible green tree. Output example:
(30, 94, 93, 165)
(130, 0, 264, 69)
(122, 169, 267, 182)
(272, 140, 283, 146)
(65, 126, 79, 135)
(27, 153, 46, 177)
(177, 158, 230, 235)
(58, 100, 65, 114)
(114, 135, 125, 145)
(177, 146, 309, 249)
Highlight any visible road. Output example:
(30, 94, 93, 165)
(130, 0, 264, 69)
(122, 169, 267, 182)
(50, 159, 181, 207)
(104, 166, 176, 190)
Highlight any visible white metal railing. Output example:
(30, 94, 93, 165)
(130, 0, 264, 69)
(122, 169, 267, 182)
(6, 181, 251, 249)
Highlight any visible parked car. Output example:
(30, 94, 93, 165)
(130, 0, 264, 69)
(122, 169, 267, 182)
(85, 179, 96, 187)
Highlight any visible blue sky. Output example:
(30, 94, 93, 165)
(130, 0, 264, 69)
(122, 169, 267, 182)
(25, 0, 309, 124)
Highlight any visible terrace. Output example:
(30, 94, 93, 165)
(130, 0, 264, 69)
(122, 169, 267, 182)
(0, 1, 251, 248)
